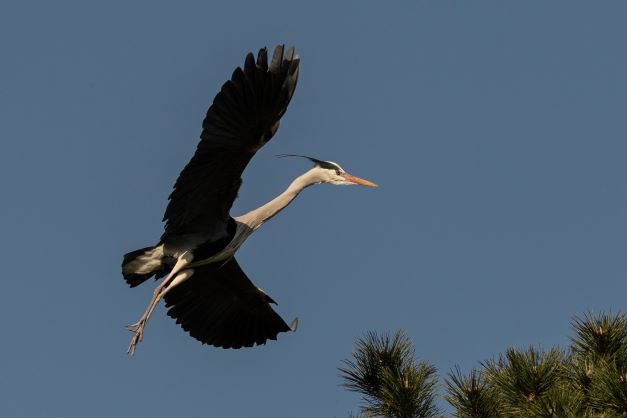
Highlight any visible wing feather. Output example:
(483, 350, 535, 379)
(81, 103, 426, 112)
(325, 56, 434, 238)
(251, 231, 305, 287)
(161, 45, 299, 240)
(163, 258, 292, 348)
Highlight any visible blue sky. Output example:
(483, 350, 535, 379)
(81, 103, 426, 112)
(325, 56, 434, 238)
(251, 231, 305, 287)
(1, 1, 626, 417)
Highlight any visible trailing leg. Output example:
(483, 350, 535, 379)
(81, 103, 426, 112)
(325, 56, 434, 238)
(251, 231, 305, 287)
(126, 252, 193, 355)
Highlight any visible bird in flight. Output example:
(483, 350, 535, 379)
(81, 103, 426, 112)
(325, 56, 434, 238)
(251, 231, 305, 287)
(122, 45, 377, 355)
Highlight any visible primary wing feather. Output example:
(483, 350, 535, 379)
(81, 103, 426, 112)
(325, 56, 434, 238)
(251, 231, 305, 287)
(161, 45, 300, 240)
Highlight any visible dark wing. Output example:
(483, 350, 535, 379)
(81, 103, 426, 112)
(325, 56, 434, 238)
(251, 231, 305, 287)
(163, 258, 294, 349)
(162, 45, 300, 240)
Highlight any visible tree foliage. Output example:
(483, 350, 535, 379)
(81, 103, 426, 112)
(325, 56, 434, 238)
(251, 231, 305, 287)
(339, 330, 440, 418)
(340, 312, 627, 418)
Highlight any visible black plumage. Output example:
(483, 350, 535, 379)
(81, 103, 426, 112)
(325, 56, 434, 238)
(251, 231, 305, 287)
(161, 45, 299, 241)
(163, 259, 292, 349)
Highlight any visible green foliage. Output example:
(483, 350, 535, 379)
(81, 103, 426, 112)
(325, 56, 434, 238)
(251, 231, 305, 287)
(571, 312, 627, 362)
(482, 346, 567, 414)
(339, 330, 440, 418)
(443, 312, 627, 418)
(571, 312, 627, 416)
(585, 359, 627, 415)
(341, 312, 627, 418)
(444, 368, 500, 418)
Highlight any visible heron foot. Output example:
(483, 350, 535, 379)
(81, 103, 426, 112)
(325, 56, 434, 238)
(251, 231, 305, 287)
(125, 253, 194, 356)
(126, 319, 147, 355)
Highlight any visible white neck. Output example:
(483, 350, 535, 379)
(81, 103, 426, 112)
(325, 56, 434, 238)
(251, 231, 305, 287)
(235, 169, 320, 230)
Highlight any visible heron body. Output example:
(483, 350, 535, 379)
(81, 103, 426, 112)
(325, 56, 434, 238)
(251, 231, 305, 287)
(122, 45, 376, 355)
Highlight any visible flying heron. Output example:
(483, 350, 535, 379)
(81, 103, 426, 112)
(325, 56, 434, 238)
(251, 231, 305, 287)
(122, 45, 377, 355)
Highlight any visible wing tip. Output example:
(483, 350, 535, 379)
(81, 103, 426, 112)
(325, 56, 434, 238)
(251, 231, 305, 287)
(256, 47, 268, 70)
(289, 317, 299, 332)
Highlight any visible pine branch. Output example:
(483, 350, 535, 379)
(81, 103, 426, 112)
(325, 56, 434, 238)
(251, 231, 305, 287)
(444, 367, 500, 418)
(571, 312, 627, 364)
(517, 384, 585, 418)
(482, 346, 567, 415)
(339, 330, 440, 418)
(378, 360, 439, 418)
(586, 359, 627, 416)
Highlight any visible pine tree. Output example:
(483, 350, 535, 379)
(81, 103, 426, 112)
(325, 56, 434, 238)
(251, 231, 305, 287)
(339, 312, 627, 418)
(339, 330, 440, 418)
(444, 312, 627, 417)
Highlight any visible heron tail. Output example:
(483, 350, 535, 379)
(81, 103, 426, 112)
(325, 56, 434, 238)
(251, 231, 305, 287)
(121, 244, 165, 288)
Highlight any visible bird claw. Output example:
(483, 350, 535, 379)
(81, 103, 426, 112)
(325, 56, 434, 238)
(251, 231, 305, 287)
(127, 335, 139, 356)
(127, 331, 143, 355)
(126, 321, 141, 332)
(126, 320, 146, 355)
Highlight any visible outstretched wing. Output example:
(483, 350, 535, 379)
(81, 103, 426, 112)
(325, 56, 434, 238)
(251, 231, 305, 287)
(162, 45, 300, 240)
(163, 258, 294, 349)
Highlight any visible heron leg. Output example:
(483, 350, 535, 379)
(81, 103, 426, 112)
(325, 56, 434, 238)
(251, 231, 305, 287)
(126, 252, 193, 355)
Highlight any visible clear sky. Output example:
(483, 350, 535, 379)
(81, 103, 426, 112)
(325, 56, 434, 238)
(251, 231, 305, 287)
(1, 1, 626, 417)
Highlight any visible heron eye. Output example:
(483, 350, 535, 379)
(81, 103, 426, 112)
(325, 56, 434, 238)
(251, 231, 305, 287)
(335, 169, 342, 175)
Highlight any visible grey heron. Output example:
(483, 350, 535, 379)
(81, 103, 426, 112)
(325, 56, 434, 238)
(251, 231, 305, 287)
(122, 45, 377, 355)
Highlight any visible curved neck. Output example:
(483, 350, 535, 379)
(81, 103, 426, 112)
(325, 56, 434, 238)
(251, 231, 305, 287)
(236, 169, 319, 230)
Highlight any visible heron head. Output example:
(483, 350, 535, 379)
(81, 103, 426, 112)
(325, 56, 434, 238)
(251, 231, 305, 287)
(278, 154, 378, 187)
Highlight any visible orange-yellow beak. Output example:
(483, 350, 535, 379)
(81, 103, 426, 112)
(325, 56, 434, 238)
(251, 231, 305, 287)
(341, 173, 379, 187)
